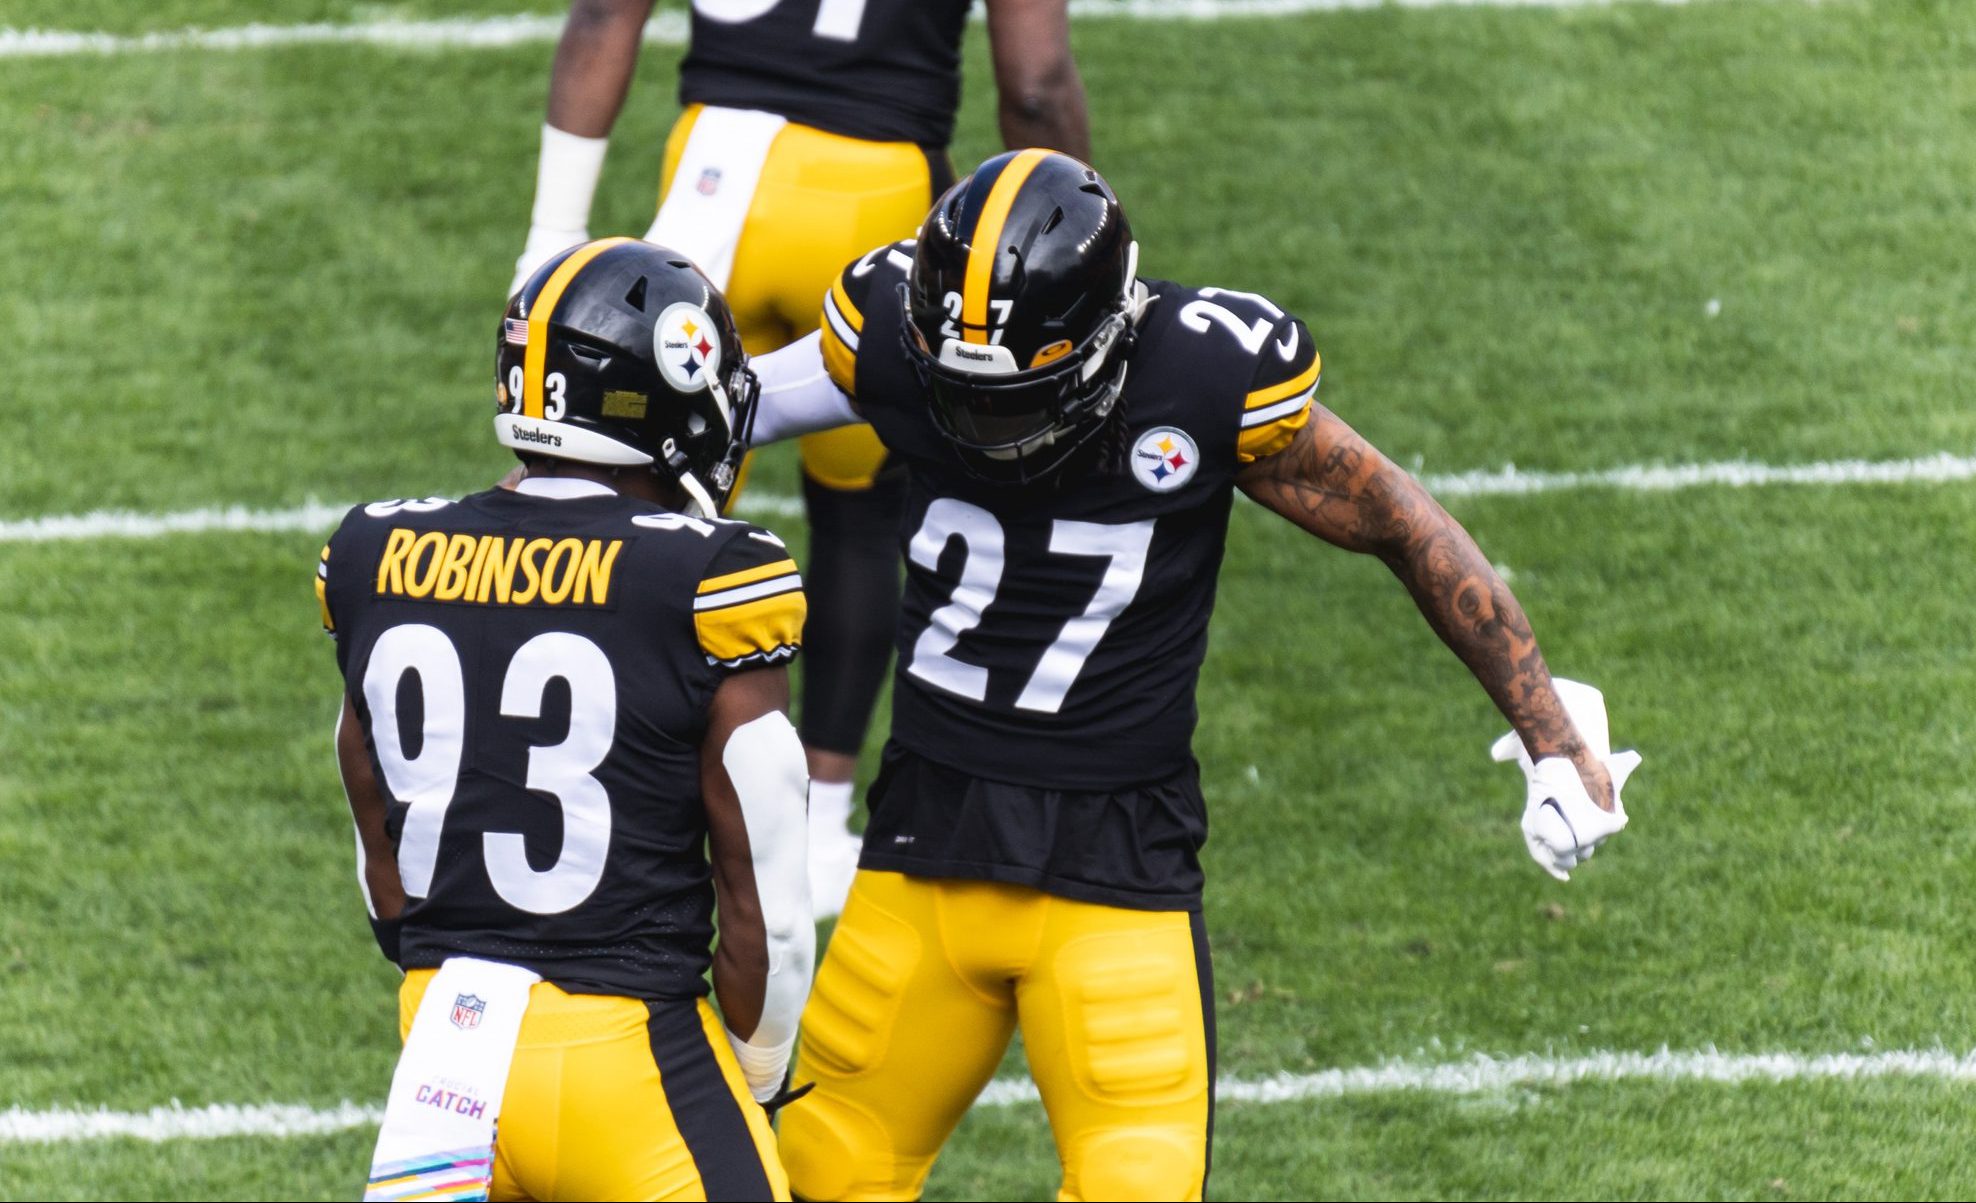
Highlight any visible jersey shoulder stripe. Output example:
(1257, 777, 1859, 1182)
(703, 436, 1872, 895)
(821, 284, 861, 396)
(696, 556, 801, 607)
(819, 240, 916, 396)
(694, 538, 805, 668)
(316, 543, 334, 634)
(1236, 315, 1322, 463)
(1245, 356, 1321, 413)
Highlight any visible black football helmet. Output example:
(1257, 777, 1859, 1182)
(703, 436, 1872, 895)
(902, 149, 1140, 483)
(495, 237, 757, 517)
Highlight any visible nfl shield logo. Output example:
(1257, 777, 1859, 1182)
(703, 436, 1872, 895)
(696, 167, 722, 196)
(450, 994, 486, 1031)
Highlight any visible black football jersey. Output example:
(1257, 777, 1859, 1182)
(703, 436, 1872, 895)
(318, 483, 805, 999)
(678, 0, 972, 147)
(816, 241, 1321, 903)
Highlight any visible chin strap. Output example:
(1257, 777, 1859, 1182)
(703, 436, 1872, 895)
(661, 437, 722, 519)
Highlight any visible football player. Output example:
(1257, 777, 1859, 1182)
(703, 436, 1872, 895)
(508, 0, 1091, 919)
(743, 151, 1642, 1200)
(323, 241, 812, 1201)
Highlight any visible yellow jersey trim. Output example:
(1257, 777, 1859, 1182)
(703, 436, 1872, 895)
(698, 557, 800, 597)
(1245, 357, 1322, 410)
(1236, 402, 1313, 464)
(821, 322, 858, 397)
(828, 276, 864, 335)
(696, 590, 807, 665)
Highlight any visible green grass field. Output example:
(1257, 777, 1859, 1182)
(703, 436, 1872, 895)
(6, 0, 1976, 1197)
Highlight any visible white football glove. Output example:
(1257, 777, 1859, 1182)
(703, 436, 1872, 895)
(1490, 678, 1642, 882)
(508, 226, 587, 299)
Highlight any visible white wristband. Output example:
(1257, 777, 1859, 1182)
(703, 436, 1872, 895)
(726, 1029, 796, 1103)
(529, 123, 609, 234)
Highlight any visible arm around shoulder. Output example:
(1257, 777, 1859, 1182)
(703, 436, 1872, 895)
(748, 331, 863, 446)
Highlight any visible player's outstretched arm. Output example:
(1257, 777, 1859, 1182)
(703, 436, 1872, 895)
(984, 0, 1091, 160)
(1235, 407, 1615, 811)
(746, 330, 864, 445)
(701, 665, 815, 1102)
(336, 694, 408, 961)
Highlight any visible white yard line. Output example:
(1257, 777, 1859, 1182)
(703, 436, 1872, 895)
(0, 14, 637, 58)
(3, 451, 1971, 544)
(0, 0, 1747, 60)
(7, 1047, 1973, 1144)
(1418, 451, 1976, 497)
(0, 494, 801, 543)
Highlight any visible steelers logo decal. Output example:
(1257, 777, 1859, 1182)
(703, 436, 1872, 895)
(1130, 426, 1200, 492)
(654, 302, 722, 393)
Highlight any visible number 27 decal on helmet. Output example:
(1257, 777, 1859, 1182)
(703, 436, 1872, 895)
(902, 149, 1140, 484)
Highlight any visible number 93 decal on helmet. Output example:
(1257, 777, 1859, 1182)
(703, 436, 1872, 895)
(495, 238, 759, 517)
(902, 149, 1141, 485)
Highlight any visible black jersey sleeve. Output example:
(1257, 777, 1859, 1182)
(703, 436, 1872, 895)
(316, 502, 377, 643)
(819, 239, 917, 400)
(694, 525, 807, 670)
(1237, 313, 1322, 463)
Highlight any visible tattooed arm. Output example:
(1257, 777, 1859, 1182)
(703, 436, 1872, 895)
(1235, 406, 1615, 810)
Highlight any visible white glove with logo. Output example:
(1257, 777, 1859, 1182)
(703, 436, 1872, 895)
(1490, 678, 1642, 882)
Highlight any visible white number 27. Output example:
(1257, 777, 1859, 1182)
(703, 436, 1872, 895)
(905, 499, 1154, 714)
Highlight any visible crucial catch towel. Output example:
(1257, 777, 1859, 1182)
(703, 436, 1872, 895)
(364, 957, 542, 1202)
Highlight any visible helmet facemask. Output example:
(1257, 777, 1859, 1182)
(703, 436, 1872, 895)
(901, 240, 1141, 486)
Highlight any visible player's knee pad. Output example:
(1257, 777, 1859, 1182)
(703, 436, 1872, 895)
(1062, 1126, 1206, 1203)
(780, 1091, 905, 1203)
(1054, 931, 1209, 1104)
(798, 893, 921, 1079)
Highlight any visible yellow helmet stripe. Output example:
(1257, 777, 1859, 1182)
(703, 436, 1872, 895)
(960, 148, 1052, 345)
(524, 237, 637, 418)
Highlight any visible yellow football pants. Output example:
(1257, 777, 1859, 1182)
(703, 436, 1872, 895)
(660, 104, 943, 491)
(398, 970, 790, 1202)
(781, 871, 1215, 1202)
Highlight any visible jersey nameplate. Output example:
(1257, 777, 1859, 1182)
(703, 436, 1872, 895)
(374, 528, 624, 608)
